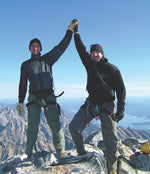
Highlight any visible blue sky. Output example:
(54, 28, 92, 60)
(0, 0, 150, 100)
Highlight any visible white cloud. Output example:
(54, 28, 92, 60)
(0, 82, 150, 99)
(56, 82, 150, 98)
(54, 83, 88, 98)
(0, 83, 18, 98)
(126, 82, 150, 97)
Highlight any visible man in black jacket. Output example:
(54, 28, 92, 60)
(69, 22, 126, 174)
(17, 19, 78, 159)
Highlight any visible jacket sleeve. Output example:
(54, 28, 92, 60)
(74, 33, 91, 66)
(114, 69, 126, 113)
(18, 63, 28, 103)
(43, 30, 73, 65)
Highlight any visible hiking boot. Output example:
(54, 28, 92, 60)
(109, 170, 117, 174)
(77, 151, 87, 156)
(24, 153, 34, 162)
(60, 152, 68, 158)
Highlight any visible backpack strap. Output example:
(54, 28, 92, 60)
(93, 64, 115, 100)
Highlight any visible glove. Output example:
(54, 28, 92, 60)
(17, 103, 23, 116)
(73, 24, 78, 32)
(114, 111, 124, 122)
(68, 19, 79, 31)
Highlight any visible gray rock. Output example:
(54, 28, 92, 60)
(130, 154, 150, 171)
(118, 156, 150, 174)
(0, 145, 108, 174)
(1, 143, 150, 174)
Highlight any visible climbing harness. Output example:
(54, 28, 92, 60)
(26, 91, 64, 114)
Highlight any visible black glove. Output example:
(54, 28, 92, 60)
(73, 23, 78, 32)
(68, 19, 79, 31)
(114, 111, 124, 123)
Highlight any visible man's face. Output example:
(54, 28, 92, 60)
(30, 42, 41, 55)
(91, 51, 103, 62)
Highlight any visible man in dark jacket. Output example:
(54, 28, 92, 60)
(17, 19, 78, 159)
(69, 22, 126, 174)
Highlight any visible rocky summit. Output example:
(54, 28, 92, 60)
(0, 103, 150, 173)
(0, 140, 150, 173)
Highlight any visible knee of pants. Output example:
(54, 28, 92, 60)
(69, 122, 77, 133)
(49, 120, 61, 132)
(69, 121, 83, 135)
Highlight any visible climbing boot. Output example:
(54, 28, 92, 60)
(77, 151, 87, 156)
(60, 152, 68, 158)
(109, 170, 117, 174)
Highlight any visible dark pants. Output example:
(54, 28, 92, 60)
(69, 98, 118, 171)
(26, 93, 65, 156)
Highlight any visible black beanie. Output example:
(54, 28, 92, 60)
(29, 38, 42, 51)
(90, 44, 104, 55)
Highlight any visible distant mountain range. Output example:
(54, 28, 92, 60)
(0, 102, 150, 162)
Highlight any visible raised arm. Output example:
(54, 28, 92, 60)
(44, 19, 79, 65)
(74, 22, 91, 66)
